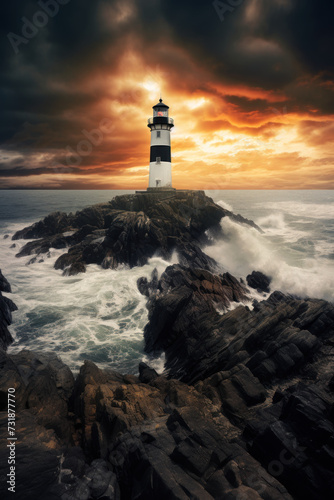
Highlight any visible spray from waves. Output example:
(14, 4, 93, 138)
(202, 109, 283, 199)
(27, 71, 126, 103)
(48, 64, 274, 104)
(262, 200, 334, 220)
(1, 224, 172, 374)
(217, 199, 234, 212)
(204, 216, 334, 303)
(256, 212, 313, 244)
(257, 213, 286, 230)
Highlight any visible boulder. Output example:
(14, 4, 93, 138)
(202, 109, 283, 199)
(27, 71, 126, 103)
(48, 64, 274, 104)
(247, 271, 272, 293)
(12, 211, 75, 240)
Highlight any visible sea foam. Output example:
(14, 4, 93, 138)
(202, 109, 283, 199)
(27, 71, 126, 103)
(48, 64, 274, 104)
(204, 214, 334, 303)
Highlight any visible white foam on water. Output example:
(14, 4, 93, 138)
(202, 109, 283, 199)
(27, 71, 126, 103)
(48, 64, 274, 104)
(262, 201, 334, 220)
(204, 217, 334, 303)
(216, 199, 234, 212)
(256, 212, 312, 244)
(1, 223, 173, 374)
(141, 353, 166, 375)
(2, 191, 334, 376)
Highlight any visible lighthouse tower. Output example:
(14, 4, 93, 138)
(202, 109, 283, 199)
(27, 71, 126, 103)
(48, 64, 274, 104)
(147, 98, 174, 189)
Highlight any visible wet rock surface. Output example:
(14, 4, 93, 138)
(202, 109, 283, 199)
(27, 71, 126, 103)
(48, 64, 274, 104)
(246, 270, 272, 293)
(1, 315, 334, 500)
(0, 270, 17, 349)
(12, 191, 260, 275)
(2, 333, 334, 500)
(141, 266, 334, 385)
(1, 191, 334, 499)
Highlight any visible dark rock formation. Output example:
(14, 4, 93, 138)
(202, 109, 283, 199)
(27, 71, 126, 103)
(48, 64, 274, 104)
(12, 191, 261, 275)
(0, 271, 17, 349)
(1, 340, 333, 499)
(142, 264, 249, 360)
(141, 266, 334, 386)
(0, 269, 11, 292)
(12, 211, 76, 240)
(47, 358, 296, 499)
(244, 383, 334, 500)
(0, 350, 75, 500)
(3, 192, 334, 499)
(247, 270, 272, 293)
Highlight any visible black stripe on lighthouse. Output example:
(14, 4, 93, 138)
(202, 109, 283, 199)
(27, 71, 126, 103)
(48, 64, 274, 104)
(150, 145, 171, 163)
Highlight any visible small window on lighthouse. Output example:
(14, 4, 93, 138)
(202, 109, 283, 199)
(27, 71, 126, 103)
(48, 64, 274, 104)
(156, 157, 161, 163)
(157, 131, 161, 138)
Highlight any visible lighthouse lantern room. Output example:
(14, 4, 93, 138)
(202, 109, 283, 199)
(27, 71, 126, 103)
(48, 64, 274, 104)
(147, 99, 174, 188)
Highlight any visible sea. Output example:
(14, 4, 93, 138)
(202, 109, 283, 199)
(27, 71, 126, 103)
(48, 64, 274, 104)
(0, 190, 333, 375)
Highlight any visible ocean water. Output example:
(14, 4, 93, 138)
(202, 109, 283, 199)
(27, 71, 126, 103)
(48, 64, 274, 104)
(0, 190, 333, 374)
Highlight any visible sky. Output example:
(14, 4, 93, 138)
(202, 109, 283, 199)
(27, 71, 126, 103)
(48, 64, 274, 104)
(0, 0, 334, 190)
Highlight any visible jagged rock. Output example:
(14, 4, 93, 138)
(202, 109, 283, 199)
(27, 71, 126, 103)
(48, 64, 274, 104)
(138, 362, 159, 383)
(2, 296, 18, 313)
(12, 211, 76, 240)
(0, 410, 62, 500)
(0, 269, 11, 292)
(246, 383, 334, 500)
(141, 268, 334, 385)
(15, 234, 72, 257)
(74, 206, 105, 229)
(13, 191, 261, 274)
(0, 350, 75, 441)
(111, 405, 292, 500)
(0, 271, 16, 349)
(63, 261, 87, 276)
(141, 264, 249, 359)
(247, 270, 272, 293)
(47, 454, 120, 500)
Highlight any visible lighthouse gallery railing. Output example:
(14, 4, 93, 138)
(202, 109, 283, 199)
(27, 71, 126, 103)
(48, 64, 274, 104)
(147, 117, 174, 125)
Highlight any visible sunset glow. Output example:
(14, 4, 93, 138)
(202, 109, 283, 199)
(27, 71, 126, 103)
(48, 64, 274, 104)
(1, 0, 333, 189)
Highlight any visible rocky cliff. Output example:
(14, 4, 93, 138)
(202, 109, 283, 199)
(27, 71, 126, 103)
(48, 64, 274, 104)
(12, 191, 260, 275)
(1, 192, 333, 500)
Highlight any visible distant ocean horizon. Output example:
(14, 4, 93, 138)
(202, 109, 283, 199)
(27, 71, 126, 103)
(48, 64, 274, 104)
(1, 189, 333, 374)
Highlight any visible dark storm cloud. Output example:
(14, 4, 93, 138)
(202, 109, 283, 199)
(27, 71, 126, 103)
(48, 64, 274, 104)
(0, 0, 133, 144)
(0, 0, 333, 185)
(157, 0, 334, 105)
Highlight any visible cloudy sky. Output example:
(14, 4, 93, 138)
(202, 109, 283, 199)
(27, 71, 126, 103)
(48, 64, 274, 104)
(1, 0, 333, 189)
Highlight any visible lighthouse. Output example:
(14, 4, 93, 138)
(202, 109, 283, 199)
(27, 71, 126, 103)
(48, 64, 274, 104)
(147, 98, 174, 189)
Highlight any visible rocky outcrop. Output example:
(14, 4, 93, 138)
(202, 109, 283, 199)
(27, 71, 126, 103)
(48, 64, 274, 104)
(141, 264, 249, 358)
(1, 333, 334, 500)
(0, 270, 17, 349)
(247, 270, 272, 293)
(11, 191, 261, 275)
(141, 267, 334, 385)
(0, 269, 11, 292)
(0, 350, 75, 500)
(0, 351, 295, 500)
(12, 211, 76, 240)
(3, 190, 334, 499)
(244, 382, 334, 500)
(135, 263, 334, 498)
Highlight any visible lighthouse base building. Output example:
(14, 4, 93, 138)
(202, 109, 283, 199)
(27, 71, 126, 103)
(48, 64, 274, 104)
(147, 99, 175, 190)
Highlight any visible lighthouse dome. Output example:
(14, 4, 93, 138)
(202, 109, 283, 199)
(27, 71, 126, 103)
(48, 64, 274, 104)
(153, 98, 169, 110)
